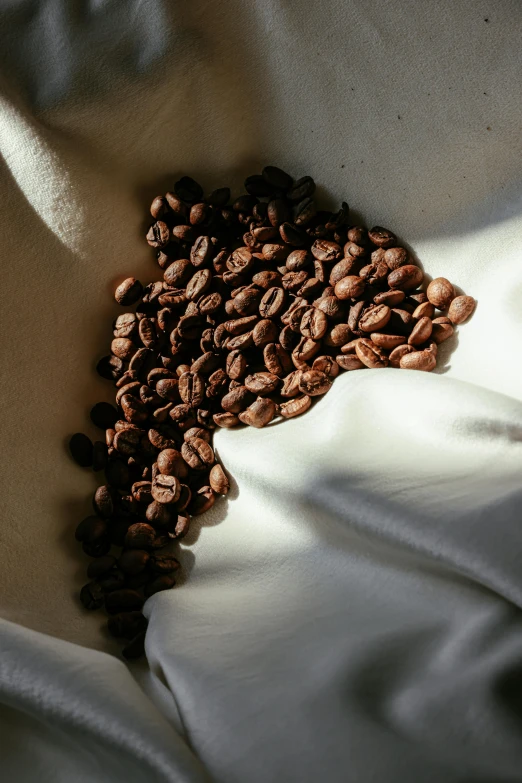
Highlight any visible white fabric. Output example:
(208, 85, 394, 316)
(1, 1, 522, 780)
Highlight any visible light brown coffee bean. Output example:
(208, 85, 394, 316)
(427, 277, 455, 309)
(209, 464, 230, 495)
(373, 289, 406, 307)
(384, 247, 409, 270)
(221, 386, 255, 413)
(239, 397, 277, 428)
(388, 265, 424, 291)
(181, 438, 214, 470)
(157, 449, 187, 478)
(281, 370, 303, 397)
(431, 319, 455, 344)
(408, 316, 433, 346)
(311, 240, 342, 263)
(253, 319, 279, 347)
(368, 226, 396, 248)
(355, 338, 389, 369)
(336, 354, 365, 370)
(151, 474, 181, 504)
(370, 333, 406, 349)
(448, 295, 475, 324)
(388, 344, 415, 368)
(324, 323, 352, 348)
(312, 356, 340, 379)
(413, 301, 435, 319)
(400, 349, 437, 372)
(300, 307, 328, 340)
(358, 304, 391, 332)
(213, 412, 241, 428)
(244, 372, 280, 396)
(279, 395, 312, 418)
(334, 275, 366, 300)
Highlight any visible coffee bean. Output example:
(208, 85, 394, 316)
(145, 501, 172, 527)
(311, 240, 342, 263)
(355, 339, 389, 369)
(336, 354, 365, 370)
(244, 372, 280, 396)
(288, 176, 315, 202)
(412, 301, 435, 319)
(427, 277, 455, 309)
(97, 355, 123, 381)
(384, 247, 409, 270)
(75, 515, 106, 544)
(115, 278, 143, 306)
(124, 523, 157, 550)
(373, 289, 405, 307)
(298, 370, 331, 396)
(69, 433, 93, 467)
(312, 356, 340, 379)
(90, 402, 118, 430)
(108, 611, 148, 640)
(431, 319, 455, 344)
(120, 394, 148, 424)
(370, 333, 406, 350)
(151, 474, 181, 504)
(300, 308, 327, 340)
(252, 319, 279, 347)
(446, 295, 474, 324)
(80, 582, 105, 610)
(368, 226, 396, 248)
(280, 395, 311, 418)
(334, 275, 365, 300)
(400, 349, 437, 372)
(181, 438, 214, 470)
(388, 265, 423, 291)
(408, 316, 433, 346)
(388, 343, 415, 368)
(105, 588, 144, 615)
(358, 304, 391, 333)
(156, 448, 187, 478)
(93, 486, 114, 519)
(238, 397, 277, 428)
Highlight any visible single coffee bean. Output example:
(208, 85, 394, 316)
(280, 222, 307, 246)
(345, 242, 367, 260)
(389, 308, 415, 335)
(259, 287, 286, 319)
(312, 356, 340, 379)
(244, 372, 280, 396)
(293, 336, 320, 363)
(115, 278, 143, 306)
(413, 301, 435, 319)
(340, 339, 361, 354)
(75, 515, 107, 543)
(286, 249, 312, 272)
(355, 339, 389, 369)
(383, 247, 409, 270)
(181, 438, 214, 470)
(93, 486, 114, 519)
(347, 226, 368, 244)
(90, 402, 118, 430)
(336, 354, 365, 370)
(115, 381, 141, 407)
(388, 343, 416, 368)
(399, 349, 437, 372)
(110, 338, 135, 361)
(145, 501, 172, 527)
(298, 370, 331, 396)
(213, 412, 241, 428)
(151, 474, 181, 504)
(184, 427, 210, 443)
(226, 350, 247, 380)
(279, 395, 312, 418)
(80, 582, 105, 610)
(311, 240, 342, 263)
(373, 289, 406, 307)
(120, 394, 148, 424)
(358, 304, 391, 332)
(263, 343, 293, 376)
(146, 221, 170, 248)
(234, 286, 263, 316)
(267, 198, 291, 227)
(124, 523, 157, 550)
(448, 295, 475, 324)
(370, 333, 406, 350)
(261, 165, 292, 190)
(188, 486, 216, 515)
(209, 463, 230, 495)
(239, 397, 277, 428)
(427, 277, 455, 309)
(113, 428, 141, 456)
(334, 275, 366, 300)
(178, 372, 205, 407)
(82, 538, 111, 558)
(431, 319, 455, 344)
(329, 258, 358, 287)
(113, 313, 138, 339)
(288, 176, 315, 202)
(157, 448, 187, 478)
(368, 226, 396, 248)
(97, 354, 123, 381)
(149, 554, 181, 575)
(323, 323, 352, 348)
(252, 319, 279, 347)
(69, 433, 93, 467)
(280, 370, 302, 397)
(408, 316, 433, 346)
(300, 307, 328, 340)
(387, 265, 423, 291)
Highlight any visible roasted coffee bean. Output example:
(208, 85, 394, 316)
(359, 260, 389, 286)
(448, 295, 475, 324)
(329, 258, 358, 286)
(358, 304, 391, 333)
(286, 249, 311, 272)
(388, 265, 423, 291)
(115, 381, 141, 407)
(239, 397, 277, 428)
(97, 354, 123, 381)
(209, 464, 229, 495)
(213, 412, 240, 428)
(184, 427, 210, 443)
(384, 247, 409, 270)
(90, 402, 118, 430)
(316, 296, 344, 320)
(355, 339, 389, 369)
(412, 301, 435, 319)
(124, 523, 157, 550)
(252, 319, 279, 347)
(370, 333, 406, 350)
(178, 372, 205, 407)
(300, 307, 327, 340)
(259, 286, 286, 318)
(427, 277, 455, 309)
(120, 394, 148, 424)
(298, 370, 331, 396)
(226, 350, 247, 380)
(174, 175, 203, 203)
(86, 555, 117, 580)
(146, 221, 170, 248)
(113, 313, 138, 339)
(69, 433, 93, 467)
(373, 289, 405, 307)
(113, 428, 141, 456)
(157, 448, 187, 478)
(431, 318, 455, 344)
(335, 275, 365, 300)
(181, 438, 214, 470)
(263, 343, 292, 376)
(311, 240, 342, 263)
(75, 515, 107, 543)
(115, 278, 143, 306)
(336, 354, 365, 370)
(400, 349, 437, 372)
(293, 336, 320, 363)
(151, 474, 181, 504)
(312, 356, 340, 379)
(280, 395, 311, 418)
(288, 176, 315, 202)
(368, 226, 396, 248)
(145, 501, 172, 527)
(408, 316, 433, 346)
(323, 323, 352, 348)
(105, 588, 144, 615)
(80, 582, 105, 610)
(93, 486, 114, 519)
(144, 575, 176, 598)
(244, 372, 280, 396)
(280, 222, 307, 246)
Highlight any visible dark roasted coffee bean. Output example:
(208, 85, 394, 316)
(259, 286, 285, 318)
(206, 187, 230, 207)
(82, 537, 111, 557)
(186, 268, 211, 301)
(368, 226, 396, 248)
(97, 354, 123, 381)
(252, 319, 279, 347)
(280, 324, 299, 351)
(262, 165, 292, 190)
(252, 270, 282, 289)
(181, 438, 214, 470)
(190, 351, 222, 374)
(108, 611, 147, 640)
(115, 278, 143, 305)
(169, 403, 196, 431)
(179, 372, 205, 407)
(124, 523, 157, 549)
(80, 582, 105, 610)
(280, 222, 307, 246)
(226, 350, 247, 380)
(90, 402, 118, 430)
(93, 486, 114, 519)
(164, 258, 191, 286)
(105, 588, 144, 615)
(75, 515, 107, 543)
(174, 176, 203, 203)
(288, 176, 315, 202)
(120, 394, 148, 424)
(263, 343, 293, 376)
(157, 448, 187, 478)
(316, 295, 344, 320)
(151, 474, 181, 504)
(110, 338, 136, 361)
(221, 385, 254, 413)
(149, 554, 181, 575)
(69, 433, 93, 467)
(115, 381, 141, 407)
(293, 336, 320, 363)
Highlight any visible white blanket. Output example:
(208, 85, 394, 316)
(1, 1, 522, 780)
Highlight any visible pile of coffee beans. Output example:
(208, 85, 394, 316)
(69, 167, 475, 658)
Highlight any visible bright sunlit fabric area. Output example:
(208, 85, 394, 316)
(1, 1, 522, 781)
